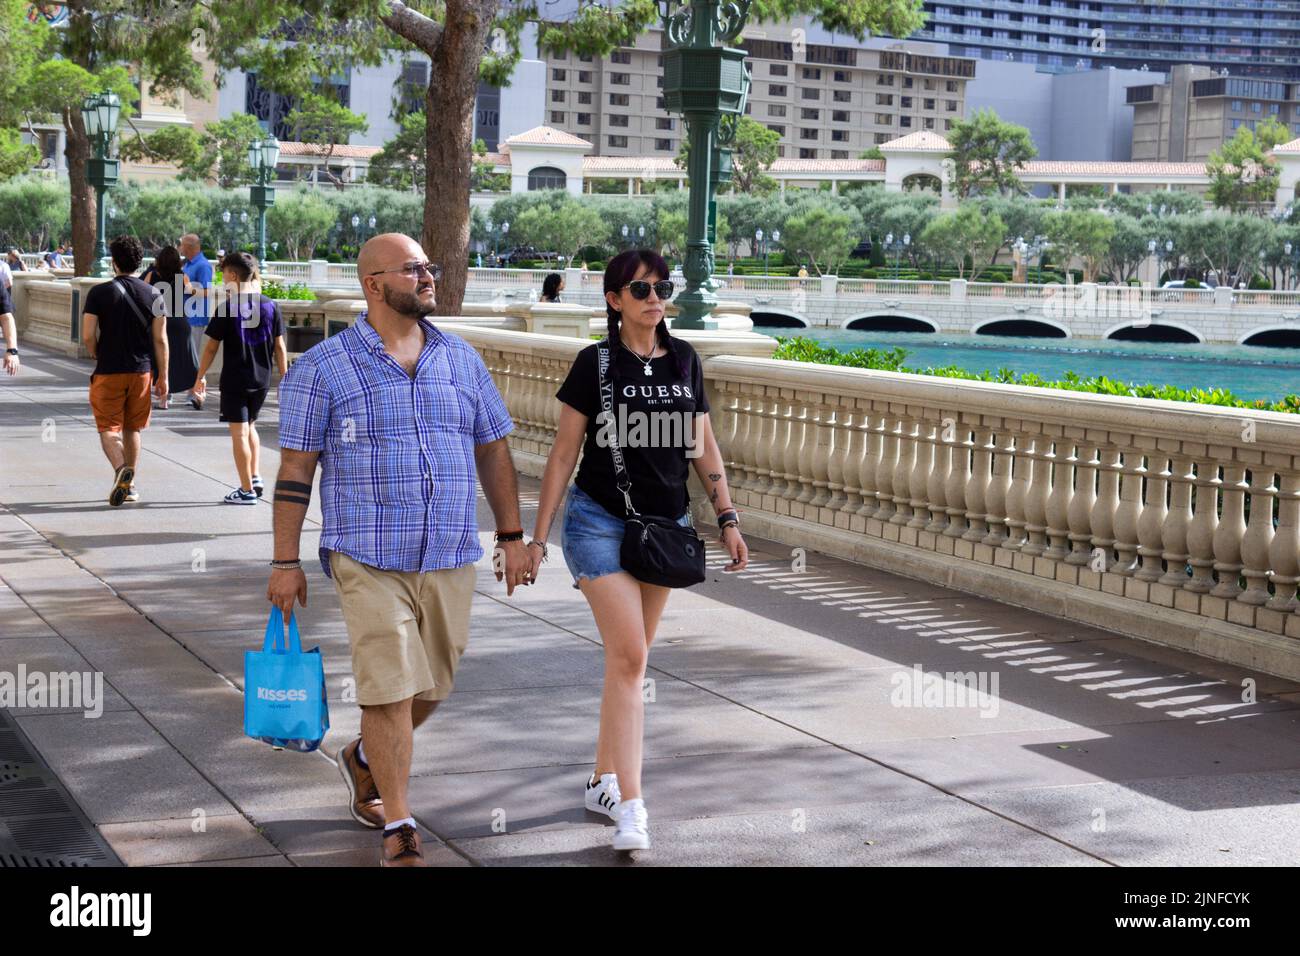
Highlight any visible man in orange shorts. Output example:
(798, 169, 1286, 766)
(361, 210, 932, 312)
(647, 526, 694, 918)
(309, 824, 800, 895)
(82, 235, 169, 506)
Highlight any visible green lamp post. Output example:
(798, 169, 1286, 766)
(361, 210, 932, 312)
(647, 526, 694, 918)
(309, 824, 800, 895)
(248, 136, 280, 266)
(81, 91, 121, 277)
(660, 0, 754, 329)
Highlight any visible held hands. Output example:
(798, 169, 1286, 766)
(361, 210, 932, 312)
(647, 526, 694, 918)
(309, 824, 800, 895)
(493, 539, 531, 596)
(267, 567, 308, 616)
(721, 525, 749, 572)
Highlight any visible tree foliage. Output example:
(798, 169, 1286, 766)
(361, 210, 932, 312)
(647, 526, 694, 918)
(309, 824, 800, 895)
(947, 108, 1037, 199)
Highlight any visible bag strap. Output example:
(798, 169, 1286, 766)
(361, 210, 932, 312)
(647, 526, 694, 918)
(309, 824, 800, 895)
(263, 606, 303, 655)
(596, 340, 638, 517)
(112, 275, 156, 334)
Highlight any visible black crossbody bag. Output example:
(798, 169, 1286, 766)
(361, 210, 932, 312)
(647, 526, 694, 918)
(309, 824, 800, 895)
(596, 339, 707, 589)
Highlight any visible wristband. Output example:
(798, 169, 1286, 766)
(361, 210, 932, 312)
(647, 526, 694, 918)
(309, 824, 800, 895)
(527, 539, 549, 562)
(716, 509, 739, 529)
(269, 559, 302, 569)
(495, 530, 525, 542)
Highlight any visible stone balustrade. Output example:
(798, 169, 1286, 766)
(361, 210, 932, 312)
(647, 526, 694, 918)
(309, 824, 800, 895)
(442, 323, 1300, 682)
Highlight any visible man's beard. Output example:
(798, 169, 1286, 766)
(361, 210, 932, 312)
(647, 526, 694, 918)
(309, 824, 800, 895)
(382, 284, 437, 318)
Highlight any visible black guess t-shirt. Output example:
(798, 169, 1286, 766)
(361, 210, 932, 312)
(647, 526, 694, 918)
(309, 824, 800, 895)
(556, 339, 710, 520)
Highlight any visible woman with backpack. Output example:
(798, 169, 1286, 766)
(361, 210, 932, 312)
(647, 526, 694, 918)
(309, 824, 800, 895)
(523, 249, 750, 853)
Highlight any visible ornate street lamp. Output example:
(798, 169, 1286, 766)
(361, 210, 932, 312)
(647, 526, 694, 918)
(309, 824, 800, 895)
(660, 0, 754, 329)
(247, 136, 279, 265)
(81, 91, 122, 277)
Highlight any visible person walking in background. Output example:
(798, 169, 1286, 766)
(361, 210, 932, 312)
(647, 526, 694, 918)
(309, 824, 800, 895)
(1, 268, 19, 376)
(5, 249, 24, 274)
(141, 245, 200, 410)
(179, 233, 214, 410)
(525, 249, 750, 853)
(193, 252, 286, 504)
(80, 236, 169, 505)
(540, 272, 564, 303)
(269, 233, 528, 867)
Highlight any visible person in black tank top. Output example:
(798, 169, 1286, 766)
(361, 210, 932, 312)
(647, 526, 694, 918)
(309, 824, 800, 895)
(526, 250, 751, 853)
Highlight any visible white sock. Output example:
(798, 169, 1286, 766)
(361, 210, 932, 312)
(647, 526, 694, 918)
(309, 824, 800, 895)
(384, 816, 417, 833)
(356, 739, 367, 767)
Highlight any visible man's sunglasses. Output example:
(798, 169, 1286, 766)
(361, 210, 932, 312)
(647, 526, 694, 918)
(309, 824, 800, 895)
(622, 279, 674, 300)
(369, 261, 443, 280)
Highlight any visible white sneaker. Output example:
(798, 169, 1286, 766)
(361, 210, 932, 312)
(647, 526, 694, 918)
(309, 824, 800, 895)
(612, 797, 649, 851)
(584, 772, 620, 820)
(223, 488, 258, 505)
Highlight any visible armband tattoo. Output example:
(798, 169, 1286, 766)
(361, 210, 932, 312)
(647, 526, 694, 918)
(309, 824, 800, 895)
(274, 479, 312, 506)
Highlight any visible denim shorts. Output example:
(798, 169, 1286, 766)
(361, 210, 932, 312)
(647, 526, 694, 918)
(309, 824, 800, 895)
(561, 483, 692, 589)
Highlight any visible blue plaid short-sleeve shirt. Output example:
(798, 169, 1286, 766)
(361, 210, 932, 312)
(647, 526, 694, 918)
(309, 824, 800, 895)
(277, 313, 514, 577)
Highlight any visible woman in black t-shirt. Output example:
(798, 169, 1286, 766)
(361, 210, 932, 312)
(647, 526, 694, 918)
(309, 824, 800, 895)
(526, 249, 749, 853)
(141, 245, 200, 408)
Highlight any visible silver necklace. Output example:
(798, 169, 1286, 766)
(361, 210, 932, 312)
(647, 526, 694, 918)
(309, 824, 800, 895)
(622, 341, 657, 376)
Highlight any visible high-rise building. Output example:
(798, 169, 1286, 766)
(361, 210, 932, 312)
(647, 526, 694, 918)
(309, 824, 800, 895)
(914, 0, 1300, 81)
(540, 26, 974, 159)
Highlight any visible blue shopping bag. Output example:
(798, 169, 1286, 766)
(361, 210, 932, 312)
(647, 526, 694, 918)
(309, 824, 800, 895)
(243, 606, 329, 752)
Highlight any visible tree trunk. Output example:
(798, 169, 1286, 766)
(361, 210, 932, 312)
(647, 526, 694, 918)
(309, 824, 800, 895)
(64, 109, 95, 278)
(420, 0, 492, 316)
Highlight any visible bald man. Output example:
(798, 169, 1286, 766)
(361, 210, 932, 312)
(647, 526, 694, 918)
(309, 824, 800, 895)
(268, 233, 526, 866)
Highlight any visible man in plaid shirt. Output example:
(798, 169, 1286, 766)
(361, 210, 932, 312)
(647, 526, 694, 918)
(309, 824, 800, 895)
(268, 234, 528, 866)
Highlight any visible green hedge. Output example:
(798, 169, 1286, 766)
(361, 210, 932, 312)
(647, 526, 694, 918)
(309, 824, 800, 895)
(771, 337, 1300, 413)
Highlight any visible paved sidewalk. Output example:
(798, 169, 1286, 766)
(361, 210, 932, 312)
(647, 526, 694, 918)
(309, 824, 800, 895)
(1, 343, 1298, 866)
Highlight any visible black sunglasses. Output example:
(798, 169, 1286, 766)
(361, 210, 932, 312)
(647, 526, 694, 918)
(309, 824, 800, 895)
(622, 279, 674, 300)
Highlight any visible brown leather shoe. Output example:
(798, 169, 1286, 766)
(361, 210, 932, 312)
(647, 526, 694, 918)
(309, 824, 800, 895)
(338, 737, 385, 829)
(380, 824, 425, 867)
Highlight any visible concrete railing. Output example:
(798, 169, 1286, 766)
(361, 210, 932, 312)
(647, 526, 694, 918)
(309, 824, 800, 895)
(443, 324, 1300, 681)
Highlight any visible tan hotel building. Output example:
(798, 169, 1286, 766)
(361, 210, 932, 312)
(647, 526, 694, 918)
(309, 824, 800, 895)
(540, 27, 975, 160)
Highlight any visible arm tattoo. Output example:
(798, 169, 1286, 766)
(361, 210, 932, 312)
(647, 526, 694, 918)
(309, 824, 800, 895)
(275, 479, 312, 507)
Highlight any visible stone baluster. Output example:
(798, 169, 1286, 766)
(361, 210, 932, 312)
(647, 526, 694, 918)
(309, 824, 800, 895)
(943, 422, 972, 538)
(907, 418, 936, 530)
(1066, 442, 1098, 565)
(962, 426, 993, 541)
(1022, 436, 1051, 556)
(982, 428, 1013, 547)
(1044, 438, 1074, 562)
(808, 397, 834, 510)
(1210, 463, 1246, 599)
(1184, 461, 1220, 593)
(1238, 467, 1277, 606)
(890, 416, 918, 526)
(925, 419, 951, 534)
(749, 392, 774, 496)
(791, 398, 817, 506)
(1111, 446, 1144, 576)
(838, 409, 864, 514)
(729, 388, 754, 492)
(827, 407, 852, 514)
(1090, 446, 1122, 572)
(873, 414, 900, 522)
(854, 408, 880, 519)
(1265, 470, 1300, 612)
(1001, 431, 1031, 552)
(1158, 455, 1194, 589)
(780, 398, 804, 502)
(521, 364, 542, 443)
(1135, 454, 1170, 582)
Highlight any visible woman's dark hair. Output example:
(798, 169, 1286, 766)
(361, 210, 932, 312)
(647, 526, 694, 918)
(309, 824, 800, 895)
(541, 272, 563, 301)
(603, 249, 686, 379)
(219, 250, 259, 283)
(151, 245, 182, 283)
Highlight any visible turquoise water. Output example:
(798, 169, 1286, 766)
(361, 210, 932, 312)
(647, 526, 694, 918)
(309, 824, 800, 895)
(756, 328, 1300, 404)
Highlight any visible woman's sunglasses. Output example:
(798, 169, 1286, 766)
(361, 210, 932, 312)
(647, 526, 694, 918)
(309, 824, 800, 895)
(622, 279, 674, 300)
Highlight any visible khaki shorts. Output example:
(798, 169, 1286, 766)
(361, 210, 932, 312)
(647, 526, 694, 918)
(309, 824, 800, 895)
(329, 550, 476, 706)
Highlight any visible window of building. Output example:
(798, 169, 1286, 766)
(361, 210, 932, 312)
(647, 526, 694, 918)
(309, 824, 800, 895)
(903, 76, 914, 88)
(1252, 102, 1262, 113)
(831, 149, 849, 158)
(923, 78, 935, 90)
(578, 71, 592, 83)
(807, 44, 857, 66)
(578, 91, 592, 104)
(768, 103, 787, 117)
(657, 75, 663, 88)
(831, 129, 849, 142)
(799, 147, 817, 158)
(611, 50, 631, 64)
(877, 74, 895, 86)
(656, 117, 674, 129)
(803, 67, 822, 80)
(921, 98, 933, 109)
(832, 109, 849, 122)
(771, 63, 788, 76)
(610, 72, 630, 85)
(610, 93, 630, 106)
(656, 138, 672, 151)
(875, 132, 889, 143)
(1231, 100, 1242, 111)
(801, 107, 820, 120)
(768, 124, 786, 136)
(800, 127, 818, 139)
(1270, 103, 1280, 114)
(833, 90, 852, 103)
(900, 115, 912, 127)
(946, 99, 957, 111)
(802, 88, 820, 100)
(554, 50, 567, 61)
(777, 145, 786, 157)
(657, 96, 665, 109)
(607, 135, 628, 147)
(553, 69, 566, 81)
(551, 89, 565, 103)
(610, 114, 629, 127)
(550, 110, 565, 124)
(946, 80, 958, 92)
(528, 166, 566, 190)
(944, 118, 953, 130)
(769, 84, 787, 96)
(901, 96, 912, 108)
(578, 53, 593, 63)
(924, 117, 935, 129)
(658, 54, 664, 67)
(577, 113, 591, 125)
(875, 113, 893, 124)
(834, 70, 850, 83)
(876, 92, 894, 105)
